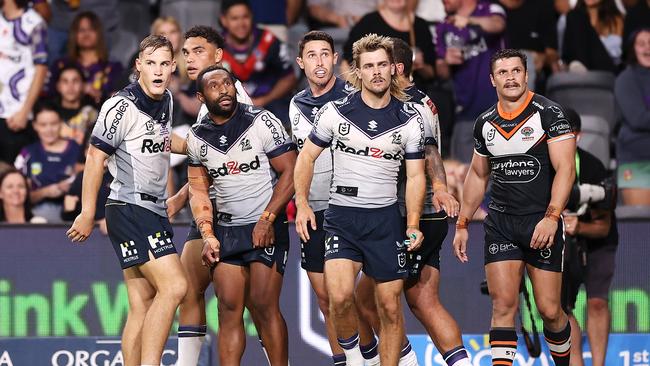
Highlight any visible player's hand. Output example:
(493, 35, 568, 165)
(563, 214, 579, 236)
(201, 236, 221, 266)
(66, 212, 95, 243)
(252, 219, 275, 248)
(450, 14, 469, 28)
(433, 190, 459, 217)
(445, 48, 463, 65)
(405, 226, 424, 252)
(6, 108, 29, 132)
(295, 203, 317, 242)
(530, 217, 558, 249)
(452, 228, 469, 263)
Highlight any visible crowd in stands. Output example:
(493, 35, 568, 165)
(0, 0, 649, 224)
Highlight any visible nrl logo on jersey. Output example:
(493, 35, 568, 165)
(487, 128, 496, 142)
(240, 138, 252, 151)
(292, 113, 300, 126)
(391, 131, 402, 145)
(338, 122, 350, 136)
(200, 144, 208, 157)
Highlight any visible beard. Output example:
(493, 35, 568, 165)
(205, 95, 236, 118)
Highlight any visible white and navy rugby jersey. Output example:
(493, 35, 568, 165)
(474, 91, 575, 215)
(398, 86, 444, 217)
(186, 104, 296, 226)
(0, 8, 47, 118)
(196, 79, 252, 122)
(90, 82, 173, 217)
(289, 78, 355, 211)
(309, 92, 425, 209)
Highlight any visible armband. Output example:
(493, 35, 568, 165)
(260, 211, 276, 223)
(455, 216, 469, 229)
(544, 206, 560, 222)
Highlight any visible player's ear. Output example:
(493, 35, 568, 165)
(135, 57, 142, 73)
(489, 73, 496, 87)
(333, 52, 339, 66)
(171, 59, 177, 73)
(296, 56, 304, 70)
(196, 91, 205, 104)
(390, 63, 396, 76)
(214, 48, 223, 64)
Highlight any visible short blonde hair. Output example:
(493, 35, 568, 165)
(150, 16, 188, 83)
(346, 34, 407, 101)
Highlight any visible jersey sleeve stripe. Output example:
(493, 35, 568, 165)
(547, 133, 576, 144)
(188, 162, 203, 167)
(267, 142, 297, 159)
(308, 132, 331, 148)
(424, 137, 439, 147)
(90, 136, 117, 156)
(405, 151, 425, 160)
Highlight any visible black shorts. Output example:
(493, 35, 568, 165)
(300, 210, 327, 273)
(213, 215, 290, 275)
(405, 214, 448, 277)
(562, 239, 617, 311)
(105, 200, 177, 269)
(323, 204, 408, 282)
(484, 210, 565, 272)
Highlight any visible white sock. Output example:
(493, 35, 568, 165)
(398, 342, 419, 366)
(364, 354, 381, 366)
(338, 333, 365, 366)
(177, 325, 206, 366)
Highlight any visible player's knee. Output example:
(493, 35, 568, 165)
(376, 296, 401, 324)
(218, 297, 244, 316)
(329, 293, 355, 318)
(316, 293, 331, 317)
(537, 302, 564, 324)
(160, 277, 188, 304)
(587, 297, 609, 313)
(491, 296, 519, 321)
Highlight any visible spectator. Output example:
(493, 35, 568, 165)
(499, 0, 560, 88)
(220, 0, 297, 125)
(46, 0, 120, 65)
(49, 62, 98, 146)
(14, 104, 80, 223)
(563, 0, 624, 73)
(0, 169, 38, 224)
(307, 0, 380, 29)
(615, 28, 650, 206)
(31, 0, 51, 23)
(434, 0, 506, 163)
(562, 109, 618, 366)
(410, 0, 447, 23)
(49, 11, 123, 104)
(343, 0, 436, 83)
(0, 0, 47, 165)
(623, 0, 650, 43)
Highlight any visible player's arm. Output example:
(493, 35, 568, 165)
(426, 140, 459, 217)
(252, 148, 298, 247)
(569, 209, 611, 239)
(170, 133, 187, 154)
(531, 137, 576, 249)
(453, 152, 490, 262)
(187, 165, 220, 265)
(294, 139, 326, 242)
(66, 145, 108, 242)
(405, 158, 426, 251)
(167, 182, 189, 218)
(466, 14, 506, 34)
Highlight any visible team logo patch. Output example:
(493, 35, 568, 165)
(391, 131, 402, 145)
(265, 247, 275, 256)
(240, 138, 252, 151)
(200, 144, 208, 157)
(489, 243, 499, 255)
(338, 122, 350, 136)
(521, 126, 534, 136)
(540, 248, 552, 259)
(398, 252, 406, 268)
(145, 120, 155, 134)
(30, 162, 42, 176)
(548, 105, 565, 119)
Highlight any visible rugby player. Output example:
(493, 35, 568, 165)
(166, 25, 254, 366)
(295, 33, 426, 366)
(452, 49, 575, 366)
(190, 65, 296, 365)
(355, 38, 471, 366)
(67, 35, 188, 366)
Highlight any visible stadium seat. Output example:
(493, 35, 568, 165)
(546, 71, 616, 131)
(579, 115, 610, 168)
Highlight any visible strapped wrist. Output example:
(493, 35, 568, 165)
(545, 205, 560, 222)
(260, 210, 276, 223)
(455, 216, 469, 229)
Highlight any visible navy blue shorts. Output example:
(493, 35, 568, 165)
(406, 214, 448, 277)
(300, 210, 326, 273)
(484, 210, 565, 272)
(213, 215, 290, 275)
(323, 204, 408, 282)
(105, 200, 177, 269)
